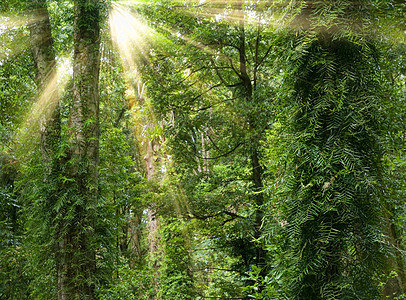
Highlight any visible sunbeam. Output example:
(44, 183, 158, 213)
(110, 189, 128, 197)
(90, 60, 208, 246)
(0, 13, 51, 62)
(16, 57, 71, 151)
(169, 0, 296, 29)
(0, 13, 47, 32)
(109, 3, 157, 73)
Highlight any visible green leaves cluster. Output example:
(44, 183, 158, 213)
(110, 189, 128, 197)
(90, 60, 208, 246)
(0, 0, 405, 299)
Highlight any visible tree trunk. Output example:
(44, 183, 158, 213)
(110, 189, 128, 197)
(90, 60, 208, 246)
(382, 210, 406, 298)
(62, 0, 101, 298)
(285, 34, 384, 299)
(29, 1, 65, 299)
(144, 120, 161, 298)
(236, 2, 267, 290)
(29, 0, 60, 172)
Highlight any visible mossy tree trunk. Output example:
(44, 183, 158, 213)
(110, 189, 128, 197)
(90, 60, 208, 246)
(61, 0, 101, 298)
(284, 35, 385, 299)
(29, 1, 65, 298)
(29, 0, 60, 171)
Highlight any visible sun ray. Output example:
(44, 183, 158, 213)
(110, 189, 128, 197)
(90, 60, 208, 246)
(16, 57, 71, 152)
(108, 2, 168, 147)
(0, 12, 52, 62)
(108, 2, 158, 74)
(0, 12, 47, 33)
(168, 0, 295, 29)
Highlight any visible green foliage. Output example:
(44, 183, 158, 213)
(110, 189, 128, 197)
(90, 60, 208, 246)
(0, 151, 32, 299)
(0, 246, 32, 299)
(0, 5, 37, 296)
(98, 264, 155, 300)
(0, 0, 405, 298)
(276, 33, 388, 298)
(158, 218, 196, 299)
(0, 53, 36, 143)
(138, 2, 286, 296)
(47, 0, 74, 55)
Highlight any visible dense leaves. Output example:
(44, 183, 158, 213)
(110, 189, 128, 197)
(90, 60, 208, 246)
(0, 0, 405, 299)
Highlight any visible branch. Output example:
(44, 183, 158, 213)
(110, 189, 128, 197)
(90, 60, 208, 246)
(177, 66, 208, 85)
(114, 108, 126, 128)
(257, 44, 273, 68)
(188, 210, 246, 222)
(187, 211, 223, 220)
(206, 133, 221, 151)
(228, 56, 245, 81)
(222, 210, 246, 225)
(209, 57, 230, 87)
(190, 83, 223, 102)
(165, 83, 223, 112)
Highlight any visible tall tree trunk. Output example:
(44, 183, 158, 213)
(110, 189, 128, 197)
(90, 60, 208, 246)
(29, 1, 65, 298)
(144, 113, 161, 298)
(29, 0, 60, 172)
(283, 2, 392, 298)
(382, 209, 406, 298)
(382, 71, 406, 299)
(237, 1, 266, 279)
(62, 0, 101, 298)
(285, 34, 384, 299)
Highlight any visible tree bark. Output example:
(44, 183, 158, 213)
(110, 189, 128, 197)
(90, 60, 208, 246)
(29, 1, 66, 299)
(236, 1, 267, 287)
(62, 0, 101, 298)
(29, 0, 60, 172)
(382, 210, 406, 298)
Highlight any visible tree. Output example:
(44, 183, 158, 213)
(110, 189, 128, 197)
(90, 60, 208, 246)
(28, 1, 66, 297)
(380, 40, 406, 298)
(29, 0, 60, 171)
(275, 1, 403, 298)
(137, 1, 281, 295)
(58, 0, 103, 298)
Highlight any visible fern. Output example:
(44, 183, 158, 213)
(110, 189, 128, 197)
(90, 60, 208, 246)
(279, 33, 386, 299)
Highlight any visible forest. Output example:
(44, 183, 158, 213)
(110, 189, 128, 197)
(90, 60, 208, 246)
(0, 0, 405, 299)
